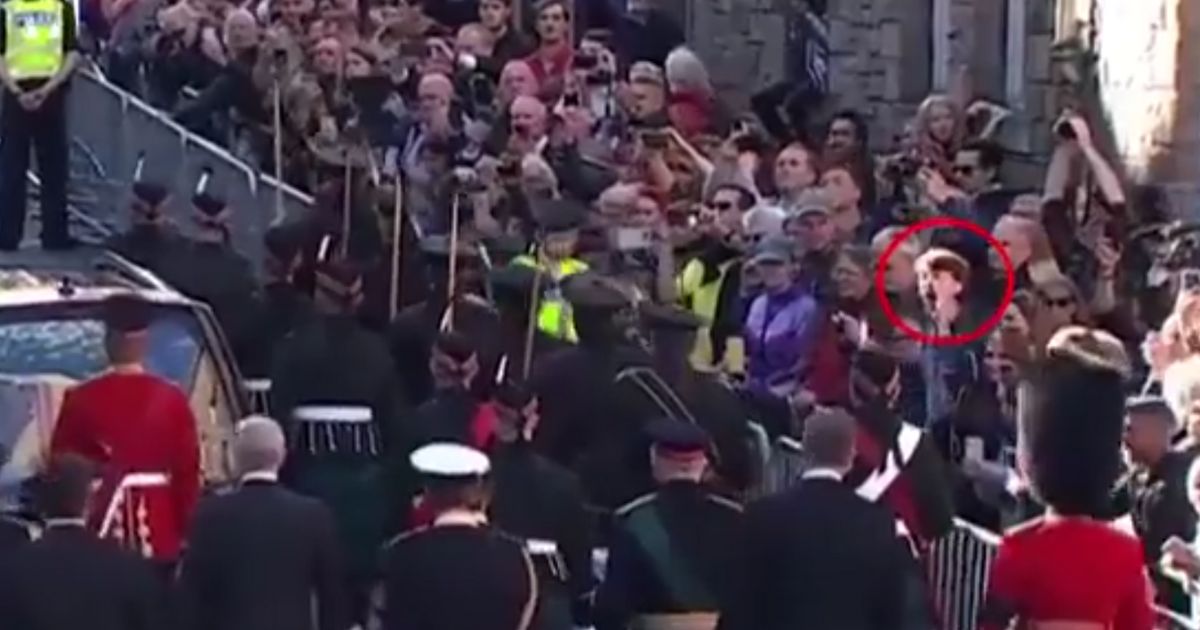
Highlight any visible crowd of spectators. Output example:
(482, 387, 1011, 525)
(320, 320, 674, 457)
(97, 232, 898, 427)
(62, 0, 1200, 623)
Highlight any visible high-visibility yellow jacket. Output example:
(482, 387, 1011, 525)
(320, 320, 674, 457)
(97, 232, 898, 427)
(676, 257, 744, 374)
(5, 0, 64, 81)
(512, 255, 589, 342)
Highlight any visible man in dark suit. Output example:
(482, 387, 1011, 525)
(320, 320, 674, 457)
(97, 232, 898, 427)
(0, 454, 163, 630)
(717, 408, 908, 630)
(178, 416, 346, 630)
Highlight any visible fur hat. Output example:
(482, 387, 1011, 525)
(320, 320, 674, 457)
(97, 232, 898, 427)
(1019, 326, 1129, 517)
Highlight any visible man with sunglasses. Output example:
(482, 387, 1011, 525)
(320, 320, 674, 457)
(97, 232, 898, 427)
(674, 183, 754, 374)
(950, 139, 1012, 231)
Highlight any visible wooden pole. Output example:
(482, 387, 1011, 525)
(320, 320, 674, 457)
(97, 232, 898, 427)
(443, 193, 462, 331)
(341, 156, 352, 258)
(272, 78, 285, 224)
(522, 259, 543, 380)
(388, 177, 404, 322)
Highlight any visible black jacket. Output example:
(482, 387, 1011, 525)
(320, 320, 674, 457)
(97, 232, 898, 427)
(717, 477, 908, 630)
(0, 524, 163, 630)
(178, 480, 346, 630)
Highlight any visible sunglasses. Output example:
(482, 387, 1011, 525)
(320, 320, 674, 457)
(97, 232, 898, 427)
(953, 165, 976, 176)
(1039, 294, 1075, 308)
(712, 201, 734, 212)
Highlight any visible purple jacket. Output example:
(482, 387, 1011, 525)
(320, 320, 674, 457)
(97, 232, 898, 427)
(743, 285, 820, 397)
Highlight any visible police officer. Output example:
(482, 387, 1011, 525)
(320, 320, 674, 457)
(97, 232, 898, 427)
(512, 200, 591, 342)
(268, 259, 402, 626)
(381, 443, 538, 630)
(0, 0, 80, 250)
(594, 419, 743, 630)
(389, 235, 499, 405)
(490, 381, 595, 630)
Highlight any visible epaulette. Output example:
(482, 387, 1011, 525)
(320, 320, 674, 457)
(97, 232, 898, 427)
(382, 525, 430, 550)
(705, 493, 744, 513)
(614, 492, 656, 518)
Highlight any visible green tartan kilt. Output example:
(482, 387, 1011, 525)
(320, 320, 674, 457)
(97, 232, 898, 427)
(292, 458, 389, 579)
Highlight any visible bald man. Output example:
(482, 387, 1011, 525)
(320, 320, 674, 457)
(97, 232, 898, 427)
(499, 60, 539, 106)
(178, 417, 346, 630)
(509, 94, 548, 153)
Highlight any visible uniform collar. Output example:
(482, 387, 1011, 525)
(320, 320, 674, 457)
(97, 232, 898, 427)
(802, 467, 844, 482)
(44, 517, 87, 529)
(241, 471, 279, 485)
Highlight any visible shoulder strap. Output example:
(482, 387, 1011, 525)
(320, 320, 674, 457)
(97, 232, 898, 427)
(624, 504, 715, 609)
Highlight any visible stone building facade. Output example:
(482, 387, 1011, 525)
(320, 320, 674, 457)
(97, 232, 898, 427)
(677, 0, 1199, 210)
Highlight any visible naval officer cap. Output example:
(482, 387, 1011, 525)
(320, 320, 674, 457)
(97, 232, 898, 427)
(646, 418, 710, 459)
(410, 443, 491, 479)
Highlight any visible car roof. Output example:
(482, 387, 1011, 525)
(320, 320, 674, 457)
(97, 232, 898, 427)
(0, 249, 195, 309)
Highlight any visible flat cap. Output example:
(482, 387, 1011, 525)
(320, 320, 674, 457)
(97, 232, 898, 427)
(646, 418, 710, 457)
(750, 235, 793, 266)
(786, 190, 833, 220)
(193, 192, 229, 218)
(410, 443, 491, 478)
(562, 273, 629, 312)
(640, 301, 703, 332)
(1125, 395, 1173, 419)
(103, 294, 153, 334)
(131, 182, 170, 208)
(489, 263, 539, 300)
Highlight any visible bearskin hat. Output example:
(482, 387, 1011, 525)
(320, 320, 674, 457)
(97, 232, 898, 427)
(1019, 326, 1130, 517)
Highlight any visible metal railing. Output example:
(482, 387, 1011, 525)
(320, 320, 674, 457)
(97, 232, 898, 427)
(49, 67, 316, 271)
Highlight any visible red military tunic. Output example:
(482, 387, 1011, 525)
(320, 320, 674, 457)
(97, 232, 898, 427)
(50, 370, 201, 561)
(981, 515, 1156, 630)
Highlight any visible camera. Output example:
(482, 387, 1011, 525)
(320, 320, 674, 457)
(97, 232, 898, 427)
(575, 54, 598, 71)
(1055, 119, 1077, 141)
(882, 154, 922, 182)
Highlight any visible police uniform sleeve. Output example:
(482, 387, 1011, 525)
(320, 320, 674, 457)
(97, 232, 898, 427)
(61, 0, 77, 53)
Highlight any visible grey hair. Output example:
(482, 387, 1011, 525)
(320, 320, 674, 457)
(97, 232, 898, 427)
(664, 46, 711, 94)
(233, 416, 287, 475)
(802, 407, 857, 469)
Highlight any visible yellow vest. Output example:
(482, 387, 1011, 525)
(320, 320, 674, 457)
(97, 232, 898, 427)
(5, 0, 64, 81)
(512, 255, 589, 342)
(676, 258, 743, 375)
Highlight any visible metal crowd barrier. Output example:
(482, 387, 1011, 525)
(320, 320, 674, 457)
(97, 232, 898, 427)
(59, 68, 316, 271)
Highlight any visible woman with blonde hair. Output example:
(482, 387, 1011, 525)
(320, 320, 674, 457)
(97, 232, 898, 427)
(915, 94, 966, 179)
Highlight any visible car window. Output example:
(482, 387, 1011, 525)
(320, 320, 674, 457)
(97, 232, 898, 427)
(0, 304, 202, 390)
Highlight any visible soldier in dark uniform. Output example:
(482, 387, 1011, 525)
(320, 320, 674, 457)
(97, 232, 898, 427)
(381, 443, 539, 630)
(105, 159, 187, 276)
(529, 272, 652, 511)
(490, 262, 568, 383)
(594, 419, 743, 630)
(170, 183, 260, 368)
(1119, 395, 1198, 612)
(240, 223, 314, 380)
(0, 454, 163, 630)
(409, 331, 491, 450)
(359, 181, 429, 332)
(268, 259, 402, 626)
(490, 381, 595, 630)
(389, 235, 499, 406)
(626, 302, 757, 497)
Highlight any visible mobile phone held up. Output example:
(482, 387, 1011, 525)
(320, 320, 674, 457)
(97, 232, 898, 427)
(610, 227, 654, 252)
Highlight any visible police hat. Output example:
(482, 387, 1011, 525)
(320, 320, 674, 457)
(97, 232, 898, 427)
(646, 418, 710, 458)
(410, 443, 491, 479)
(562, 273, 629, 312)
(103, 294, 153, 334)
(639, 301, 703, 332)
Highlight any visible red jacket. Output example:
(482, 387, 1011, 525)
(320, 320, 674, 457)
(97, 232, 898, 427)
(51, 371, 201, 561)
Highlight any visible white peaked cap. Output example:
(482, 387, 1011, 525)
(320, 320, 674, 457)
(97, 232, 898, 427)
(410, 443, 491, 477)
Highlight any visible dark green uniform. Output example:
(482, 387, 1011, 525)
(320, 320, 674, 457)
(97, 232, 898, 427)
(594, 482, 742, 630)
(268, 311, 402, 619)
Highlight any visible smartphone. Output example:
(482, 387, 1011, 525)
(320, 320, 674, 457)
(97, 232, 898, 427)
(611, 227, 653, 251)
(964, 436, 985, 463)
